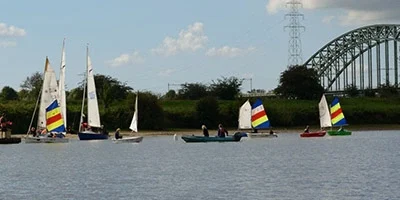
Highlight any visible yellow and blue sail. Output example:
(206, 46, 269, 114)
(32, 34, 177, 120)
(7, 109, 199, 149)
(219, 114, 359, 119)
(46, 100, 66, 132)
(330, 97, 347, 126)
(251, 99, 270, 129)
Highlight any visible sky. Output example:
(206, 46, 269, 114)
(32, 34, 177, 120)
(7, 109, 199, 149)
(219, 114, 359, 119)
(1, 0, 399, 95)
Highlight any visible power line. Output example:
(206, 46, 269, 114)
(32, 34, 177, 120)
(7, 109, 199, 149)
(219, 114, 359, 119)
(284, 0, 305, 67)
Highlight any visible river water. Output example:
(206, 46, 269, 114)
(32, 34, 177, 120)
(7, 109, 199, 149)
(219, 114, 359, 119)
(0, 130, 399, 200)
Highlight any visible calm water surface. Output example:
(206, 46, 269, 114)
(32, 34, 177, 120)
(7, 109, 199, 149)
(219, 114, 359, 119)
(0, 130, 399, 200)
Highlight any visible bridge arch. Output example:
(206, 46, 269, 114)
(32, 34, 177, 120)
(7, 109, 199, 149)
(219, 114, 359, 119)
(304, 24, 400, 92)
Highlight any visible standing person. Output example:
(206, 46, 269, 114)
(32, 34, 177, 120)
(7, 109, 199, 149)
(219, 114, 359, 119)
(202, 125, 209, 137)
(0, 113, 7, 138)
(217, 124, 228, 138)
(114, 128, 122, 139)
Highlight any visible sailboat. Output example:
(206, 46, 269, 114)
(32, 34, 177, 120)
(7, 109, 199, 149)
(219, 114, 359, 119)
(112, 93, 143, 143)
(25, 58, 69, 143)
(327, 97, 352, 136)
(300, 94, 329, 137)
(238, 99, 277, 138)
(77, 47, 108, 140)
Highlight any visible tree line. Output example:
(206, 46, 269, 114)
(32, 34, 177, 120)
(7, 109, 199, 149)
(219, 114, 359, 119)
(1, 65, 399, 134)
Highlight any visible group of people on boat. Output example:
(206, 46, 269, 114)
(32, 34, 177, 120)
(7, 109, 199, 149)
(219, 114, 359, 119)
(28, 126, 65, 138)
(201, 124, 229, 138)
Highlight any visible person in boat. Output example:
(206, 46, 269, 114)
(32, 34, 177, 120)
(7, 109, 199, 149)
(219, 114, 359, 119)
(29, 127, 37, 137)
(304, 125, 310, 133)
(202, 125, 209, 137)
(115, 128, 123, 139)
(0, 113, 7, 138)
(81, 122, 89, 131)
(217, 124, 228, 138)
(269, 129, 274, 135)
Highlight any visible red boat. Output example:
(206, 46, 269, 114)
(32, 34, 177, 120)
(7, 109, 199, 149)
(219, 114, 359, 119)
(300, 131, 326, 137)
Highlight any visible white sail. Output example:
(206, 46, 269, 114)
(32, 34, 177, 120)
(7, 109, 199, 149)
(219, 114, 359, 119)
(38, 58, 59, 129)
(319, 94, 332, 128)
(86, 50, 101, 128)
(129, 94, 138, 132)
(58, 39, 67, 129)
(238, 100, 252, 129)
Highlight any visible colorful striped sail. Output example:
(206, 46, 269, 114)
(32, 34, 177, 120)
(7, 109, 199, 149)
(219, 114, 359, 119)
(46, 100, 66, 132)
(251, 99, 270, 129)
(330, 97, 347, 126)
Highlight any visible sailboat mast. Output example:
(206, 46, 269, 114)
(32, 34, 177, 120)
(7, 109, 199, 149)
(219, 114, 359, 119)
(79, 46, 88, 132)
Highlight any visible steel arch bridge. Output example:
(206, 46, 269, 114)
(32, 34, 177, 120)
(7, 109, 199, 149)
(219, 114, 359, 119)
(304, 24, 400, 92)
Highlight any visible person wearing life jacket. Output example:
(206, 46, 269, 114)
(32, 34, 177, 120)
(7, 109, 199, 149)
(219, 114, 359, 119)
(217, 124, 228, 138)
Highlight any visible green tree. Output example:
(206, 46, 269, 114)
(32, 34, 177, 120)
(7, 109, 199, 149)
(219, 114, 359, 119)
(344, 84, 359, 97)
(164, 90, 177, 100)
(0, 86, 18, 101)
(377, 84, 398, 97)
(177, 83, 208, 100)
(210, 76, 242, 100)
(275, 65, 324, 100)
(196, 96, 219, 128)
(364, 87, 376, 97)
(77, 74, 132, 108)
(67, 87, 84, 101)
(20, 72, 43, 100)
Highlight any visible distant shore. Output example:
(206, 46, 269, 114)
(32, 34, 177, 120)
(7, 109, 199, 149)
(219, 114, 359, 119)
(9, 124, 400, 139)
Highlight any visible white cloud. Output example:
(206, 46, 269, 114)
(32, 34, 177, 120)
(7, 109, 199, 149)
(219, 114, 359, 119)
(266, 0, 400, 26)
(0, 23, 26, 37)
(107, 51, 144, 67)
(152, 22, 208, 56)
(0, 40, 17, 47)
(206, 46, 256, 58)
(158, 69, 175, 77)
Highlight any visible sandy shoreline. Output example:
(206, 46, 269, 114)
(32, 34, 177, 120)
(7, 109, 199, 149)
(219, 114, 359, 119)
(9, 124, 400, 139)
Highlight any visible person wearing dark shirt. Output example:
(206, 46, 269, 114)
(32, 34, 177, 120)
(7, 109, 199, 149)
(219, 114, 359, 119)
(202, 125, 209, 137)
(115, 128, 122, 139)
(217, 124, 228, 138)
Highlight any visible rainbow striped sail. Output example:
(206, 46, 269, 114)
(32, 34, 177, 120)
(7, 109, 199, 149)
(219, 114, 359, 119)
(330, 97, 347, 126)
(251, 99, 270, 129)
(46, 100, 66, 133)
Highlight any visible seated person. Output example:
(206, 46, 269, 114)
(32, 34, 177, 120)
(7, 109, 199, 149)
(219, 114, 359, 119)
(115, 128, 123, 139)
(29, 127, 37, 137)
(304, 125, 310, 133)
(202, 125, 209, 137)
(217, 124, 228, 138)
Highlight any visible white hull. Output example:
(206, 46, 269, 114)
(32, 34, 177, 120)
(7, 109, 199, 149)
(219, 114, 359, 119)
(25, 136, 69, 143)
(112, 136, 143, 143)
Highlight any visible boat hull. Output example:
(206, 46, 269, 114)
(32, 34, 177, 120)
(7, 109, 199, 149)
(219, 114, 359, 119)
(300, 131, 326, 137)
(112, 136, 143, 143)
(181, 135, 241, 143)
(78, 131, 109, 140)
(0, 138, 21, 144)
(327, 129, 352, 136)
(25, 136, 69, 143)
